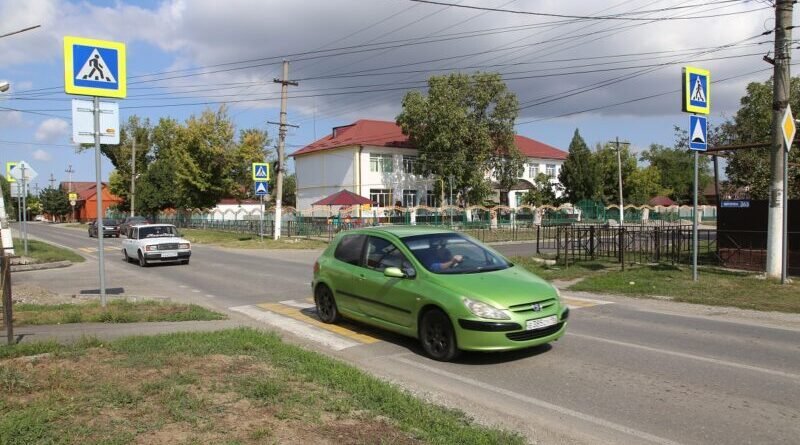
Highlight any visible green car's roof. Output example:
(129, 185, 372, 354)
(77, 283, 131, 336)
(352, 225, 455, 238)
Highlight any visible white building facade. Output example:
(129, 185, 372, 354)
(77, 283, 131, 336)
(292, 120, 566, 214)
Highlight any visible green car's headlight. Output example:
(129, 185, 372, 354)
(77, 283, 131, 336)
(462, 298, 510, 320)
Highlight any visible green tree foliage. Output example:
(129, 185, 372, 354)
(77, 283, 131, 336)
(521, 173, 558, 206)
(490, 144, 525, 206)
(559, 129, 600, 203)
(270, 173, 296, 208)
(639, 143, 711, 204)
(231, 129, 271, 200)
(397, 72, 518, 207)
(40, 187, 70, 217)
(0, 176, 13, 219)
(593, 143, 637, 205)
(718, 77, 800, 198)
(627, 166, 665, 205)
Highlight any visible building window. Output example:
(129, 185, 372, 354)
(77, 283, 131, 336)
(425, 190, 439, 207)
(529, 163, 538, 178)
(402, 156, 417, 174)
(370, 153, 393, 173)
(546, 164, 556, 178)
(370, 189, 393, 207)
(402, 189, 418, 207)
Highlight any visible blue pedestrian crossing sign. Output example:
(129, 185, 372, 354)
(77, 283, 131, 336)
(682, 66, 710, 115)
(64, 36, 127, 98)
(689, 115, 708, 151)
(252, 162, 270, 181)
(254, 181, 269, 197)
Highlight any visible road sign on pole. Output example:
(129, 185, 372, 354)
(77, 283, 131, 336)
(8, 160, 38, 183)
(682, 66, 710, 115)
(72, 99, 120, 144)
(5, 163, 16, 183)
(254, 181, 269, 197)
(252, 162, 270, 181)
(63, 36, 127, 98)
(781, 104, 795, 152)
(689, 115, 708, 151)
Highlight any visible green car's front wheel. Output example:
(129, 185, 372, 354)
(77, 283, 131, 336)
(420, 309, 460, 361)
(315, 284, 340, 323)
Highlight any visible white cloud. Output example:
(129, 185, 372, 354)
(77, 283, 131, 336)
(35, 118, 69, 143)
(0, 110, 24, 128)
(32, 149, 52, 161)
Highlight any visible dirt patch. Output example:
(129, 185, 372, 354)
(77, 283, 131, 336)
(0, 348, 419, 444)
(11, 283, 93, 305)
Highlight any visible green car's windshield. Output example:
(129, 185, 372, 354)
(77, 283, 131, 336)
(402, 233, 511, 274)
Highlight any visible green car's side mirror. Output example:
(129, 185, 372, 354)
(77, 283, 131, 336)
(384, 267, 406, 278)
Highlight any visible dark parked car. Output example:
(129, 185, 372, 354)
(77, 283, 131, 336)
(119, 216, 150, 235)
(88, 219, 120, 238)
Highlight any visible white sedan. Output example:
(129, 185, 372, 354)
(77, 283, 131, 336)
(121, 224, 191, 267)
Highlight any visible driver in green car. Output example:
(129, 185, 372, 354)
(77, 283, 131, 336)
(429, 243, 463, 272)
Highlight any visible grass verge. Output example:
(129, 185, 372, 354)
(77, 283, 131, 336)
(513, 256, 617, 281)
(570, 264, 800, 313)
(12, 300, 227, 326)
(13, 238, 85, 263)
(0, 328, 523, 444)
(181, 228, 327, 249)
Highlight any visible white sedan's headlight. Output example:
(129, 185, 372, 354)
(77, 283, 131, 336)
(462, 297, 510, 320)
(179, 243, 190, 249)
(145, 245, 157, 252)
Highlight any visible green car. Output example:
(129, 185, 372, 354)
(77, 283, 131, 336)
(312, 226, 569, 361)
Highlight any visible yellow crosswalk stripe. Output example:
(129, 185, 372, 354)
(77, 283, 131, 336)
(257, 303, 380, 344)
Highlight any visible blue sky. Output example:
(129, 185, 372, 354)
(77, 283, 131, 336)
(0, 0, 788, 189)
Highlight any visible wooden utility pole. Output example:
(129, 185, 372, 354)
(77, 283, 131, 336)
(766, 0, 793, 280)
(271, 60, 298, 240)
(130, 137, 136, 217)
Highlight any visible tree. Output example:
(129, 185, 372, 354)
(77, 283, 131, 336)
(397, 72, 518, 207)
(231, 128, 271, 200)
(559, 129, 600, 203)
(639, 143, 711, 204)
(593, 143, 637, 205)
(270, 173, 296, 207)
(521, 173, 558, 206)
(40, 187, 70, 218)
(627, 166, 665, 205)
(0, 176, 13, 219)
(718, 77, 800, 198)
(490, 144, 525, 206)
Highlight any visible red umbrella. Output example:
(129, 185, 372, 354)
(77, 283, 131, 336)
(312, 189, 372, 206)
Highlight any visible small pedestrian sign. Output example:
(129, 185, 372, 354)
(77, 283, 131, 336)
(252, 162, 270, 181)
(68, 193, 78, 201)
(254, 181, 269, 197)
(689, 115, 707, 151)
(64, 36, 127, 98)
(682, 66, 710, 115)
(781, 104, 795, 152)
(5, 162, 16, 183)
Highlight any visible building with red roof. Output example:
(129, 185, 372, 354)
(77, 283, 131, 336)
(291, 119, 567, 211)
(60, 181, 123, 221)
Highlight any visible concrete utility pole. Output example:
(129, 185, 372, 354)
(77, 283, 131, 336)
(65, 165, 74, 222)
(48, 173, 56, 189)
(130, 137, 136, 217)
(611, 137, 630, 224)
(766, 0, 793, 280)
(271, 60, 298, 240)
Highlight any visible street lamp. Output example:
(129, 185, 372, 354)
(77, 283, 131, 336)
(0, 81, 10, 93)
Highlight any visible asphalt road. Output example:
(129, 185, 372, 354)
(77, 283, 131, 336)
(13, 223, 800, 445)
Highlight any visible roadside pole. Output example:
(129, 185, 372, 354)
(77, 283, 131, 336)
(692, 150, 699, 282)
(20, 163, 28, 256)
(131, 137, 136, 218)
(260, 195, 264, 242)
(271, 60, 298, 240)
(93, 96, 107, 305)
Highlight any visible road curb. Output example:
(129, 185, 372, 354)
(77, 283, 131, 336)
(11, 260, 72, 272)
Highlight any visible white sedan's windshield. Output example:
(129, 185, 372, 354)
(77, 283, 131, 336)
(140, 226, 178, 238)
(402, 233, 511, 274)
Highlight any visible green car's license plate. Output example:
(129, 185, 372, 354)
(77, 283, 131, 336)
(526, 315, 558, 330)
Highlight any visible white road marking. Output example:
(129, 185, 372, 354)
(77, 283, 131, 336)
(561, 295, 614, 305)
(229, 305, 360, 351)
(205, 294, 215, 298)
(280, 299, 315, 309)
(392, 356, 684, 445)
(179, 285, 188, 289)
(191, 290, 201, 293)
(568, 332, 800, 381)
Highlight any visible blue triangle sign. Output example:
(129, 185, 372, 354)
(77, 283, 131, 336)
(255, 181, 269, 196)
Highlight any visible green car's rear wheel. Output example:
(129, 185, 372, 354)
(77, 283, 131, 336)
(315, 284, 340, 323)
(420, 309, 460, 361)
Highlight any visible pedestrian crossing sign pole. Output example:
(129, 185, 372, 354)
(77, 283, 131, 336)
(682, 65, 711, 283)
(64, 36, 127, 306)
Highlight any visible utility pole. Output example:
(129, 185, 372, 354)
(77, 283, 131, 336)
(271, 60, 298, 240)
(130, 137, 136, 217)
(19, 163, 28, 255)
(65, 165, 74, 222)
(767, 0, 793, 280)
(611, 137, 630, 224)
(48, 173, 56, 189)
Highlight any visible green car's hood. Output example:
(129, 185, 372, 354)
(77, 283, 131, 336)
(432, 265, 557, 309)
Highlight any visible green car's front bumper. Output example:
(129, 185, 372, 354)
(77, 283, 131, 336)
(454, 306, 569, 351)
